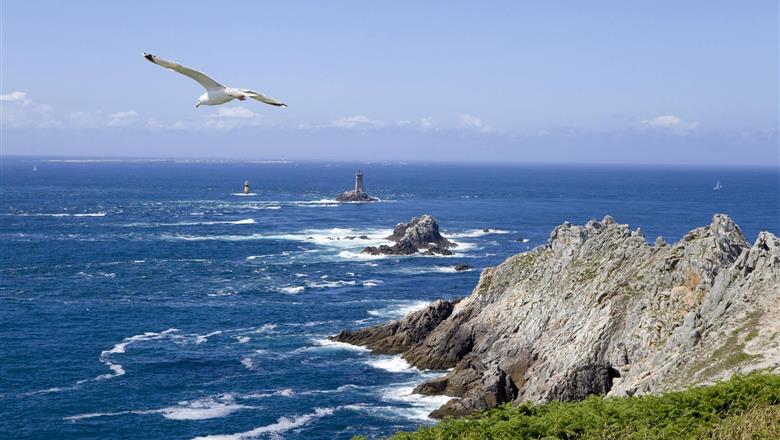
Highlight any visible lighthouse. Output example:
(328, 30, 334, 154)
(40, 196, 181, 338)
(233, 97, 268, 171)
(243, 180, 250, 194)
(335, 170, 378, 202)
(354, 171, 364, 194)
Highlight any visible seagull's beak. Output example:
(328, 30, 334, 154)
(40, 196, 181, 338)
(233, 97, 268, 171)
(195, 102, 201, 108)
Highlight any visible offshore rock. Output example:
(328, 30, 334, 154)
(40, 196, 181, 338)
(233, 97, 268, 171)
(335, 214, 780, 418)
(335, 190, 378, 202)
(362, 215, 457, 256)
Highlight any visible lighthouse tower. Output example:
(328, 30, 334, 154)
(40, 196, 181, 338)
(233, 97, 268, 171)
(243, 180, 250, 194)
(354, 171, 364, 194)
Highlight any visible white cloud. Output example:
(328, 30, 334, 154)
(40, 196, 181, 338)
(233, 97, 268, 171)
(640, 115, 698, 133)
(147, 118, 187, 130)
(1, 92, 61, 128)
(197, 106, 265, 129)
(396, 117, 436, 131)
(0, 91, 27, 102)
(215, 106, 260, 119)
(331, 114, 385, 130)
(457, 114, 494, 133)
(419, 117, 435, 131)
(67, 110, 140, 128)
(2, 91, 141, 129)
(106, 110, 139, 127)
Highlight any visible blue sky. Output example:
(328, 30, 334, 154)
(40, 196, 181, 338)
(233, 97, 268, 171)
(1, 1, 777, 165)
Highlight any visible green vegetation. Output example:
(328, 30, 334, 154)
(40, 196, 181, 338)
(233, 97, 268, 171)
(361, 373, 779, 440)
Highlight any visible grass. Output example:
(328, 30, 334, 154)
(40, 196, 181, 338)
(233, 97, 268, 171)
(358, 373, 780, 440)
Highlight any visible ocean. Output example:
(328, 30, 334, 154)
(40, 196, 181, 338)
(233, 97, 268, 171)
(1, 158, 778, 439)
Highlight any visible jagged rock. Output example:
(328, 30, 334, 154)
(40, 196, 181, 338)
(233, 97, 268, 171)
(330, 300, 456, 354)
(334, 214, 780, 418)
(362, 215, 457, 256)
(454, 263, 471, 272)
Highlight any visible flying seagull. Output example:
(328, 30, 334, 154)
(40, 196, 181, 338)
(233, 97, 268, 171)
(143, 53, 287, 108)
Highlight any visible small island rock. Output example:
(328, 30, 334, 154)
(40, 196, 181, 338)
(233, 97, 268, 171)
(362, 215, 457, 256)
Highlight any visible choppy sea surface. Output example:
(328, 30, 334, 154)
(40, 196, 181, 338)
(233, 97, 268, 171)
(1, 158, 778, 439)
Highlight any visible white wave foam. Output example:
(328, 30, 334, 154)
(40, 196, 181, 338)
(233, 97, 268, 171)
(96, 328, 179, 381)
(232, 193, 257, 196)
(337, 250, 389, 260)
(240, 356, 254, 369)
(252, 324, 277, 334)
(24, 385, 80, 396)
(161, 395, 249, 420)
(165, 233, 265, 242)
(395, 265, 471, 275)
(65, 395, 250, 422)
(379, 383, 454, 421)
(289, 199, 340, 206)
(309, 338, 369, 352)
(192, 407, 335, 440)
(362, 279, 382, 287)
(267, 228, 392, 249)
(365, 355, 417, 373)
(242, 388, 295, 399)
(277, 286, 305, 294)
(367, 300, 430, 320)
(195, 331, 223, 344)
(245, 255, 271, 261)
(64, 409, 156, 421)
(447, 229, 512, 238)
(305, 280, 357, 289)
(13, 212, 107, 217)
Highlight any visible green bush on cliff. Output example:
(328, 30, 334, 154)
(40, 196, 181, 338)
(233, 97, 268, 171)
(363, 373, 780, 440)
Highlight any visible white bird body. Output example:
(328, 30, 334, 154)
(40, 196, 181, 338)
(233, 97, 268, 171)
(143, 53, 286, 108)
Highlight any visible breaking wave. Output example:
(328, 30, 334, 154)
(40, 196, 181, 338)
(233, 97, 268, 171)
(191, 407, 336, 440)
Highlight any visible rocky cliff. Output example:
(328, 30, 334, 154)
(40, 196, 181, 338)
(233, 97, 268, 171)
(333, 215, 780, 418)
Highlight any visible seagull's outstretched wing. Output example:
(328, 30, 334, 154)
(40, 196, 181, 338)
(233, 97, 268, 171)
(143, 53, 223, 90)
(240, 89, 287, 107)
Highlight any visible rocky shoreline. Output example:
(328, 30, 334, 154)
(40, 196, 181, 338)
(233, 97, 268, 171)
(332, 214, 780, 418)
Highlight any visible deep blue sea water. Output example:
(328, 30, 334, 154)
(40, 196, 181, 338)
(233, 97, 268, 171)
(1, 158, 778, 439)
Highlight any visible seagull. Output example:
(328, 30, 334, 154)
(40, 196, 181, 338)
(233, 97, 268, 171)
(143, 52, 286, 108)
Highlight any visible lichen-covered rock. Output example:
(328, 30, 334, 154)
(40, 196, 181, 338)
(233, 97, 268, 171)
(334, 214, 780, 418)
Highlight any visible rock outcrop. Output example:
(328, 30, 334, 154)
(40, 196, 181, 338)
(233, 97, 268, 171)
(333, 215, 780, 418)
(362, 215, 457, 256)
(335, 190, 378, 202)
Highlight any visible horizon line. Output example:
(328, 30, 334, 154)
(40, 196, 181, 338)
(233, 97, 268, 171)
(1, 154, 778, 170)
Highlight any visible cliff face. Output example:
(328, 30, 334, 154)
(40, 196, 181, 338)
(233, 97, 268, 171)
(333, 215, 780, 418)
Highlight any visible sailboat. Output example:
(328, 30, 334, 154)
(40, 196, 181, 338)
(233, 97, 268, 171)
(713, 179, 722, 191)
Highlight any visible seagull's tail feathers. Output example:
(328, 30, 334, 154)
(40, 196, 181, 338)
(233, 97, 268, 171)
(241, 89, 287, 107)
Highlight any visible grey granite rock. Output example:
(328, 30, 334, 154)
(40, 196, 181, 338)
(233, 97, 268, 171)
(335, 214, 780, 418)
(335, 190, 378, 202)
(362, 215, 456, 256)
